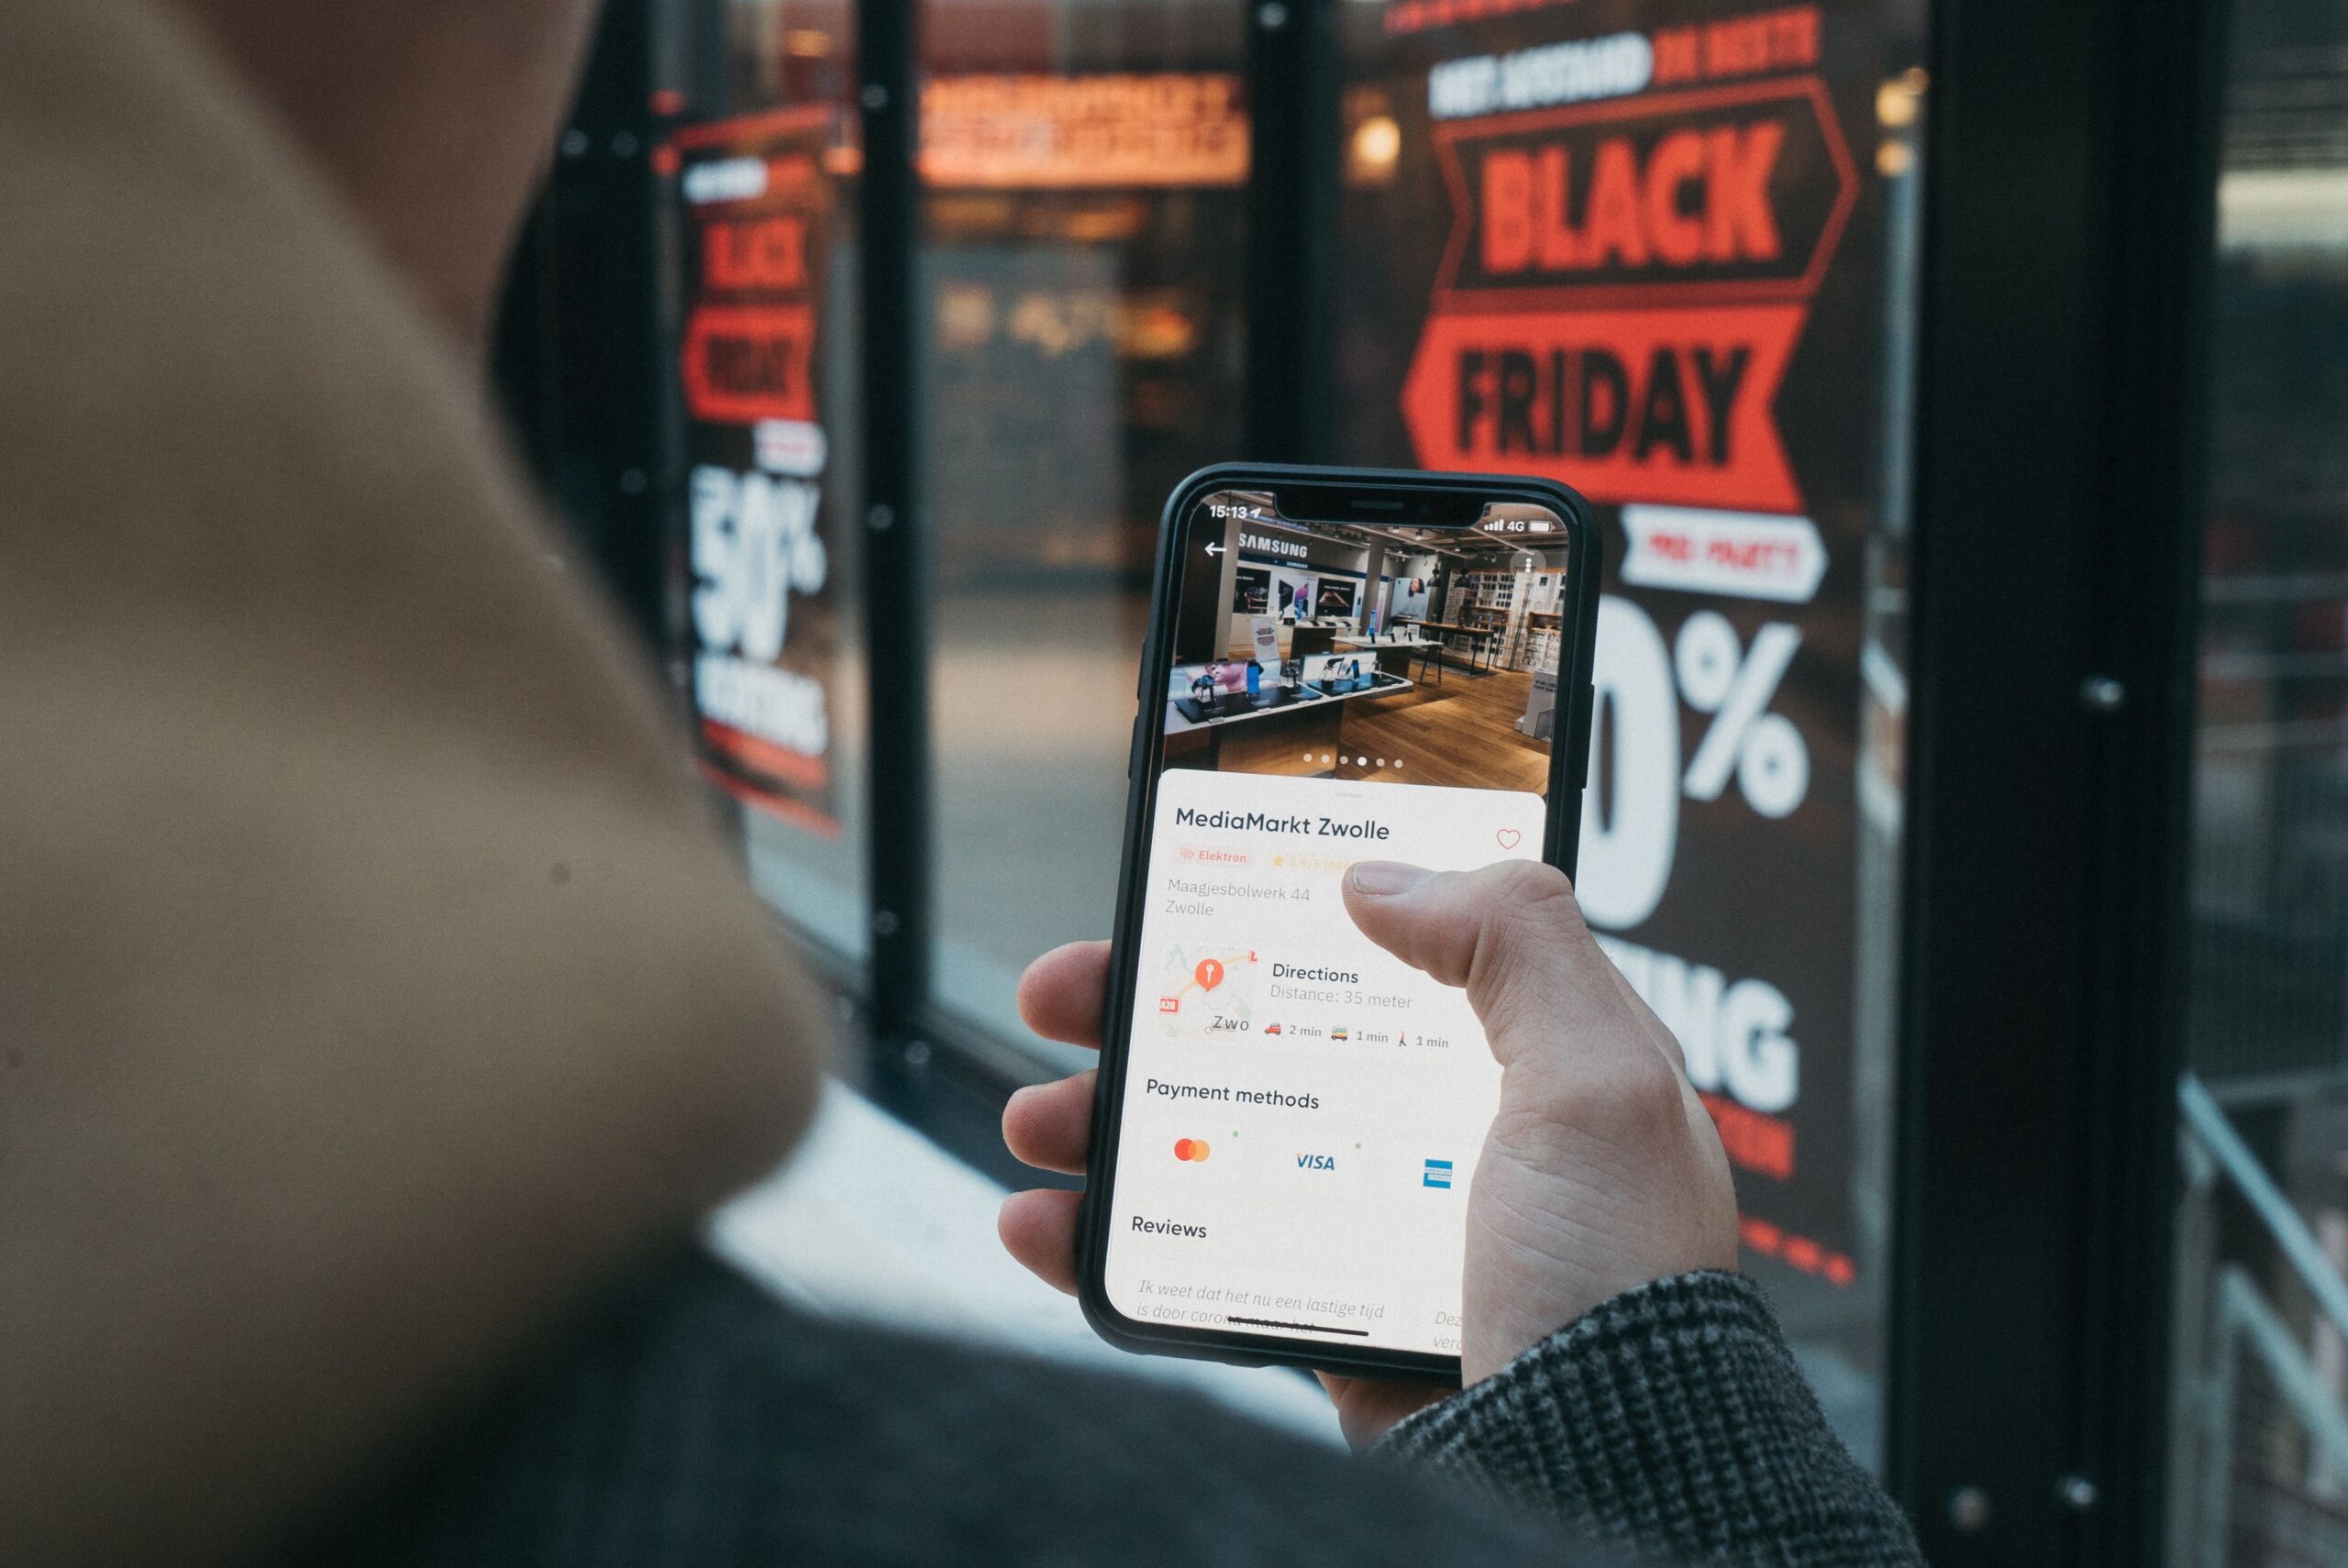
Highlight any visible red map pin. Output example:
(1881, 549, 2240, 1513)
(1194, 958, 1224, 991)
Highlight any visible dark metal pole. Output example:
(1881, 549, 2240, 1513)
(858, 0, 930, 1039)
(499, 0, 666, 648)
(2063, 0, 2227, 1557)
(1244, 0, 1339, 463)
(1888, 0, 2224, 1558)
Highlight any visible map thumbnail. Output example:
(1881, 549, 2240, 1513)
(1155, 943, 1259, 1041)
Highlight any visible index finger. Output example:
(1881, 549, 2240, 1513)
(1015, 940, 1112, 1050)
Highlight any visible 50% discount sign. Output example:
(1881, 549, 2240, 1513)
(1577, 596, 1810, 932)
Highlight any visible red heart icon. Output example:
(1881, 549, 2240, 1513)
(1495, 828, 1523, 850)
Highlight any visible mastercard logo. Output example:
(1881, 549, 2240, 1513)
(1172, 1138, 1211, 1163)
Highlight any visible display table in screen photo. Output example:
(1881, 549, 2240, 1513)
(1162, 639, 1546, 794)
(1300, 653, 1403, 699)
(1335, 631, 1439, 680)
(1171, 658, 1304, 724)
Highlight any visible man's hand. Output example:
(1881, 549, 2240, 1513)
(1000, 860, 1739, 1448)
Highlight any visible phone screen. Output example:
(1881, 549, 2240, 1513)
(1100, 486, 1580, 1362)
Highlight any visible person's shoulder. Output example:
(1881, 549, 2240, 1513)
(285, 1248, 1604, 1568)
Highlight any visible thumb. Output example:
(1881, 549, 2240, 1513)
(1340, 859, 1626, 1070)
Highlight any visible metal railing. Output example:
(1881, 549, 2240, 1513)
(2175, 1073, 2348, 1568)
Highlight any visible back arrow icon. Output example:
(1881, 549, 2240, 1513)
(1203, 543, 1224, 556)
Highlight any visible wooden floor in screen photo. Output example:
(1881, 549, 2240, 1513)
(1214, 668, 1551, 795)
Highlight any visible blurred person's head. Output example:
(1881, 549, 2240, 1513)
(168, 0, 604, 348)
(1, 4, 824, 1562)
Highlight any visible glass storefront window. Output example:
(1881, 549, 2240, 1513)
(1333, 0, 1926, 1463)
(649, 7, 1936, 1450)
(922, 1, 1250, 1058)
(2168, 4, 2348, 1562)
(660, 0, 871, 959)
(511, 0, 2348, 1528)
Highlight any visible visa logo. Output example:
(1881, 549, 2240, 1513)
(1295, 1154, 1336, 1170)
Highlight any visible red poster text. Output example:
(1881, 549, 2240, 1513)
(1700, 1090, 1798, 1182)
(1653, 6, 1823, 85)
(1402, 304, 1803, 511)
(680, 304, 816, 426)
(701, 215, 808, 292)
(1479, 121, 1785, 274)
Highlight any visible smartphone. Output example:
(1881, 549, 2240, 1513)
(1080, 464, 1600, 1382)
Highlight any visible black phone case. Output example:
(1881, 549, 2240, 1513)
(1077, 462, 1604, 1385)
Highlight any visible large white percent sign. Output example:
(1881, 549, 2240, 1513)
(1577, 601, 1813, 933)
(1674, 610, 1809, 819)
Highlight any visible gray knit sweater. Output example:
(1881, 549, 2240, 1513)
(282, 1249, 1922, 1567)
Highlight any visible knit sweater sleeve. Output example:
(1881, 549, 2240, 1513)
(1376, 1273, 1923, 1568)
